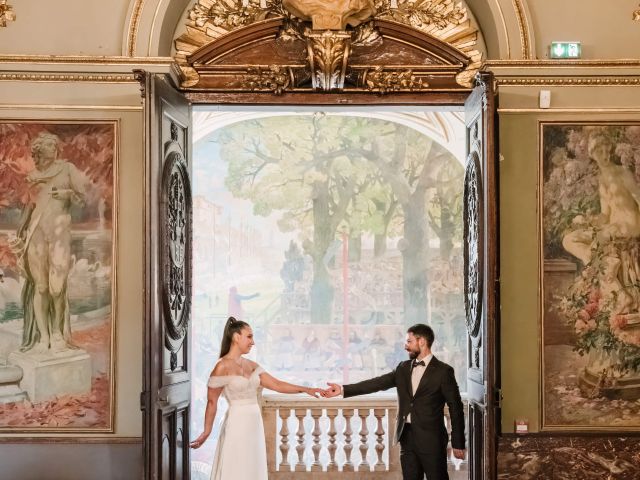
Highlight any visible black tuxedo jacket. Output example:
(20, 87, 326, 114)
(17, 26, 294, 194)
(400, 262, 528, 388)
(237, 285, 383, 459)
(343, 356, 465, 453)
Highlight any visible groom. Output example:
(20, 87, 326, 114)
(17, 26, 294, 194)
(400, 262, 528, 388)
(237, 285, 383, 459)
(323, 324, 465, 480)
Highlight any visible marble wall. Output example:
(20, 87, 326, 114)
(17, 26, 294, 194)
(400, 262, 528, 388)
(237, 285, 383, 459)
(498, 435, 640, 479)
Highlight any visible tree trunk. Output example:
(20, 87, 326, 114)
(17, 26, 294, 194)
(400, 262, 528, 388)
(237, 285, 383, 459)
(309, 180, 334, 324)
(349, 234, 362, 262)
(310, 257, 334, 324)
(401, 191, 429, 326)
(438, 202, 455, 260)
(373, 198, 397, 257)
(374, 234, 386, 257)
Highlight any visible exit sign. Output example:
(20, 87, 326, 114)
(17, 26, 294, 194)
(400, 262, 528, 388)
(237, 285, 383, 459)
(550, 42, 581, 59)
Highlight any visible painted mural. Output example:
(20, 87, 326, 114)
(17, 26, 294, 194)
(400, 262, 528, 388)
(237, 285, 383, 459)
(541, 123, 640, 429)
(189, 112, 468, 476)
(0, 122, 116, 432)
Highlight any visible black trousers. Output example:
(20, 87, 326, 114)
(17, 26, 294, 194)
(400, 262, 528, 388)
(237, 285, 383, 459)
(399, 424, 449, 480)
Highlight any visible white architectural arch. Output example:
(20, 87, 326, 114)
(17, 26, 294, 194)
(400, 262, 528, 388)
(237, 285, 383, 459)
(193, 109, 466, 164)
(122, 0, 536, 60)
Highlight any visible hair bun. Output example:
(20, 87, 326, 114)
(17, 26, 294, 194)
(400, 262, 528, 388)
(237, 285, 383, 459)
(228, 316, 237, 324)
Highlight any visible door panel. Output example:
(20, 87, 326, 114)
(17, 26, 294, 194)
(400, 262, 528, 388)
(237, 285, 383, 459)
(139, 71, 193, 480)
(464, 71, 499, 480)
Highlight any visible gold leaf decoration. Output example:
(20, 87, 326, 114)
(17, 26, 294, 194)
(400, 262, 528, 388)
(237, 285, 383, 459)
(355, 0, 483, 86)
(239, 66, 293, 94)
(174, 0, 482, 88)
(0, 0, 16, 28)
(364, 66, 428, 93)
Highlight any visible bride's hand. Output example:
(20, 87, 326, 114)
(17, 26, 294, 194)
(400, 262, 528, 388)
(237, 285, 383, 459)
(190, 432, 209, 449)
(304, 387, 323, 398)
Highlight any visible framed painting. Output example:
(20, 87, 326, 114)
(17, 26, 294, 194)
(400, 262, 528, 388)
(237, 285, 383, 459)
(0, 120, 117, 432)
(540, 121, 640, 430)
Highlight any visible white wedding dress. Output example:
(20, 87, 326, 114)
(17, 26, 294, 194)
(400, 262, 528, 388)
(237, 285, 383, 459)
(208, 366, 268, 480)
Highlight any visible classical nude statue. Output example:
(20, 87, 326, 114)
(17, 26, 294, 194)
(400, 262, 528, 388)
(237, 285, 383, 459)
(13, 132, 88, 353)
(563, 132, 640, 315)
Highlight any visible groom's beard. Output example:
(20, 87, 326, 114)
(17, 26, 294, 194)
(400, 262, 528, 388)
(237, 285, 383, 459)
(406, 348, 419, 360)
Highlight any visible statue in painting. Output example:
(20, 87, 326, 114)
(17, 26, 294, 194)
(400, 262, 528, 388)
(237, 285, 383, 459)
(563, 132, 640, 316)
(11, 132, 88, 353)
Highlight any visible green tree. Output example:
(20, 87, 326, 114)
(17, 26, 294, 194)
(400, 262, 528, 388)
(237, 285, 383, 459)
(427, 160, 464, 260)
(217, 114, 379, 323)
(216, 115, 459, 326)
(356, 123, 458, 325)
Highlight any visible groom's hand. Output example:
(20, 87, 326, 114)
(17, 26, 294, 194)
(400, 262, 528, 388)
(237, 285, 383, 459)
(322, 382, 342, 398)
(453, 448, 465, 460)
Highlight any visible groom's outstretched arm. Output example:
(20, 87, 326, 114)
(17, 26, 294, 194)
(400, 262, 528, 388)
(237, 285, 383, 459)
(342, 369, 397, 398)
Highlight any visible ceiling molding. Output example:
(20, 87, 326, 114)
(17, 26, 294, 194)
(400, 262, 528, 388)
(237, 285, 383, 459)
(0, 55, 173, 65)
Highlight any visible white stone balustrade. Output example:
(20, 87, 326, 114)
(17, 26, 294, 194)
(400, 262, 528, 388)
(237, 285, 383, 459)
(262, 394, 469, 480)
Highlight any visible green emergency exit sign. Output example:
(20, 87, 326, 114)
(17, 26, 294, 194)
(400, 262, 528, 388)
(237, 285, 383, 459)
(550, 42, 581, 59)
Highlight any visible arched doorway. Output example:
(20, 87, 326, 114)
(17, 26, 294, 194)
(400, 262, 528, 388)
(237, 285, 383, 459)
(136, 2, 500, 479)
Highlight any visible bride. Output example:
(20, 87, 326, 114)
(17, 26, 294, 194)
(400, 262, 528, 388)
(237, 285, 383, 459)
(190, 316, 324, 479)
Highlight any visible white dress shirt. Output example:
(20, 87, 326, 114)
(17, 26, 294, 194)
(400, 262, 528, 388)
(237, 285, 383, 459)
(407, 353, 432, 424)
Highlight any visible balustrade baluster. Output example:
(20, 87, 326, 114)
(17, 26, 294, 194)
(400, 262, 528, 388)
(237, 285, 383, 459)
(357, 408, 370, 471)
(310, 408, 323, 471)
(342, 408, 354, 472)
(373, 408, 386, 471)
(294, 408, 307, 472)
(326, 408, 338, 472)
(278, 408, 291, 470)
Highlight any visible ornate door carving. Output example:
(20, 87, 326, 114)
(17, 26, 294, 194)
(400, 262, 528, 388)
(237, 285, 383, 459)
(464, 72, 499, 480)
(138, 71, 192, 480)
(174, 0, 483, 94)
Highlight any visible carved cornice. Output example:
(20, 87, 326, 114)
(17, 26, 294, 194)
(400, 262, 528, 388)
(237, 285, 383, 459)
(0, 0, 15, 27)
(0, 55, 173, 65)
(487, 60, 640, 68)
(0, 72, 138, 83)
(496, 76, 640, 86)
(174, 0, 481, 91)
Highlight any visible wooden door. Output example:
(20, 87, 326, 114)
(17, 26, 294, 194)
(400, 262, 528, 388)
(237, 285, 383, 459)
(138, 71, 193, 480)
(463, 71, 500, 480)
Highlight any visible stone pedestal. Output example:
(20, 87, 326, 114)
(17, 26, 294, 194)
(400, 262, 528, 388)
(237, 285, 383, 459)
(0, 364, 28, 404)
(8, 349, 91, 403)
(578, 347, 640, 400)
(543, 258, 578, 345)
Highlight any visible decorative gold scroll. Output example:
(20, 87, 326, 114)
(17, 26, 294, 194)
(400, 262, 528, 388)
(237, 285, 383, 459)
(174, 0, 482, 90)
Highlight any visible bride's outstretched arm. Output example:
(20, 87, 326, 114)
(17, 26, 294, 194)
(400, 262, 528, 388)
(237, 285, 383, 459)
(260, 372, 323, 398)
(190, 385, 223, 449)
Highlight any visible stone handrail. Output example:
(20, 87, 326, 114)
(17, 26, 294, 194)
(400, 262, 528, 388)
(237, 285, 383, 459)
(261, 394, 468, 479)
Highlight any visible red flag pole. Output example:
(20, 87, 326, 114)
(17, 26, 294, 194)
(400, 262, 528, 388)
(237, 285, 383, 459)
(342, 232, 349, 385)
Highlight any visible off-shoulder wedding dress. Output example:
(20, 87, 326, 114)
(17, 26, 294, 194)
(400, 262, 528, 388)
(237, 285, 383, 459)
(207, 366, 268, 480)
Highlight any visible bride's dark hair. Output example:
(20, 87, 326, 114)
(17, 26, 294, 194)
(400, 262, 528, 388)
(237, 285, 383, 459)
(219, 316, 250, 358)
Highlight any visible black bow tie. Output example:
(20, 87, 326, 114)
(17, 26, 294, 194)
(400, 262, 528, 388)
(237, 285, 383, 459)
(412, 360, 425, 369)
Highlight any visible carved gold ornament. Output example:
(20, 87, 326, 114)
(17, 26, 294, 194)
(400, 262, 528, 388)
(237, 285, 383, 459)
(363, 66, 428, 93)
(282, 0, 375, 30)
(175, 0, 481, 90)
(306, 30, 351, 90)
(0, 0, 15, 27)
(634, 4, 640, 22)
(240, 66, 293, 94)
